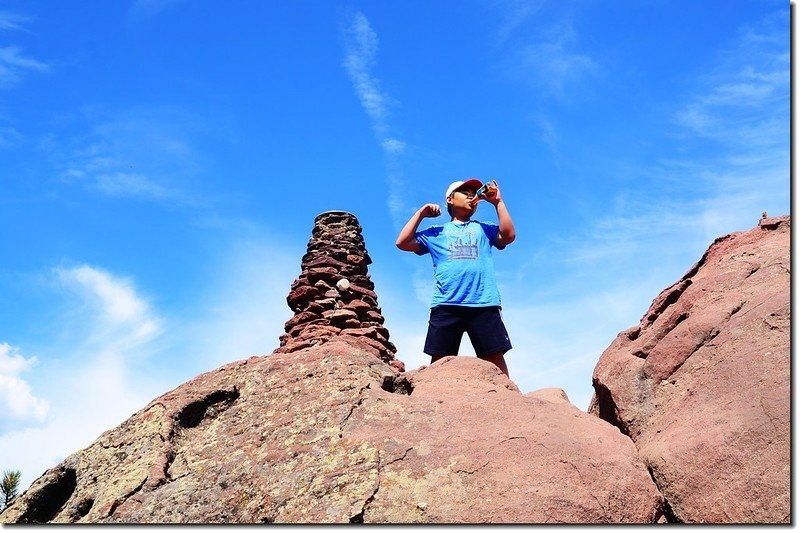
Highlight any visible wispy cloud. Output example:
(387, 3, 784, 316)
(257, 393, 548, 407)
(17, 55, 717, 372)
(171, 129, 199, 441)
(0, 46, 48, 88)
(672, 9, 788, 230)
(493, 0, 547, 44)
(171, 238, 298, 371)
(0, 343, 49, 428)
(563, 9, 788, 271)
(518, 20, 598, 99)
(0, 11, 30, 32)
(0, 11, 46, 150)
(533, 114, 561, 165)
(494, 9, 598, 102)
(63, 167, 174, 202)
(55, 108, 208, 207)
(0, 125, 22, 147)
(496, 8, 789, 412)
(343, 13, 387, 133)
(55, 265, 162, 357)
(342, 12, 410, 226)
(675, 13, 788, 151)
(0, 11, 48, 88)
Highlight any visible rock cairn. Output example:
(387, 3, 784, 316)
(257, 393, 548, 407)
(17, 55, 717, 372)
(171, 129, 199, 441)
(276, 211, 399, 368)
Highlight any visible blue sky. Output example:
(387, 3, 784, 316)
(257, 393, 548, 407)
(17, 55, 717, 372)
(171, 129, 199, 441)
(0, 1, 790, 492)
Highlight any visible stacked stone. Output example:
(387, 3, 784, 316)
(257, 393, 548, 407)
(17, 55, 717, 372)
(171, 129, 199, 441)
(276, 211, 398, 366)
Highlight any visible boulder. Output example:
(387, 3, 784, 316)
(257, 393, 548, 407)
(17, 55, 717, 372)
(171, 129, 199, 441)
(525, 388, 571, 405)
(589, 216, 790, 523)
(1, 343, 663, 524)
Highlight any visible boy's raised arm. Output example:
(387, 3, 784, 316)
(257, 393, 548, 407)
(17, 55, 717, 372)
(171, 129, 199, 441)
(396, 203, 441, 252)
(483, 184, 515, 247)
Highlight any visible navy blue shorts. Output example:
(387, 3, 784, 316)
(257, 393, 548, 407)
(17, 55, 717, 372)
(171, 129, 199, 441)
(423, 305, 512, 358)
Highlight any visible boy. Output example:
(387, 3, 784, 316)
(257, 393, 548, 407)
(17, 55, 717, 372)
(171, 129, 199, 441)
(395, 178, 516, 376)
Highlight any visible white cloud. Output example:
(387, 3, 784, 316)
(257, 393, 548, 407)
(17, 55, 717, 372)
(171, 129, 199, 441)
(561, 10, 788, 277)
(533, 115, 560, 165)
(502, 10, 788, 416)
(671, 10, 789, 233)
(93, 171, 171, 200)
(0, 47, 47, 71)
(0, 351, 164, 494)
(0, 13, 46, 147)
(0, 46, 48, 87)
(0, 343, 49, 425)
(56, 265, 161, 349)
(502, 278, 669, 411)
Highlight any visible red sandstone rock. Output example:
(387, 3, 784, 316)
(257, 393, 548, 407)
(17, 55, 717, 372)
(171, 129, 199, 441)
(589, 216, 790, 523)
(344, 299, 372, 313)
(525, 388, 571, 404)
(276, 211, 396, 360)
(286, 285, 320, 310)
(1, 343, 663, 524)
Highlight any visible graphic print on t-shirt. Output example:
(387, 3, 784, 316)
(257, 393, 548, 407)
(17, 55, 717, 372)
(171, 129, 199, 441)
(447, 232, 479, 260)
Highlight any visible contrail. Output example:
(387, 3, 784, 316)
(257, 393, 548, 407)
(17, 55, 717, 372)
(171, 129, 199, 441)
(342, 11, 409, 227)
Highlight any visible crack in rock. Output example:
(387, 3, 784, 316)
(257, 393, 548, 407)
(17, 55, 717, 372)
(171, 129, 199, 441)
(656, 299, 750, 380)
(643, 280, 692, 326)
(349, 480, 380, 523)
(339, 383, 372, 437)
(382, 446, 414, 467)
(106, 477, 147, 519)
(349, 443, 413, 523)
(456, 459, 491, 475)
(645, 465, 677, 523)
(591, 379, 632, 438)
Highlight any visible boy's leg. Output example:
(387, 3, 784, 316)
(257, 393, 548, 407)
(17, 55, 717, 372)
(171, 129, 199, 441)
(481, 352, 509, 376)
(466, 307, 512, 377)
(423, 306, 466, 362)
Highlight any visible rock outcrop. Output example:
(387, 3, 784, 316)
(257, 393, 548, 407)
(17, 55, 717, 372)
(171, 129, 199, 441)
(589, 216, 790, 523)
(0, 343, 663, 524)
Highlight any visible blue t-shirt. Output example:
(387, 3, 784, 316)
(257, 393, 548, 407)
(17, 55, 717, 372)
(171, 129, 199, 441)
(415, 220, 504, 308)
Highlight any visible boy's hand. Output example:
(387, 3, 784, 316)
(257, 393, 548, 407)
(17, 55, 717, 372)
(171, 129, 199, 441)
(420, 203, 441, 218)
(482, 183, 503, 206)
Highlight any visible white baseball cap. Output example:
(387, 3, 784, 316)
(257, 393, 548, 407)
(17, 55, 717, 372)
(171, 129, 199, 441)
(445, 178, 482, 199)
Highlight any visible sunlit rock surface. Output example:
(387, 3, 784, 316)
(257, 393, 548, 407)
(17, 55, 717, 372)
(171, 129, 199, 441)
(590, 216, 790, 523)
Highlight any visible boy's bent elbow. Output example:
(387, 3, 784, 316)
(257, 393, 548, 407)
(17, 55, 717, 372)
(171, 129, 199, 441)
(396, 239, 417, 252)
